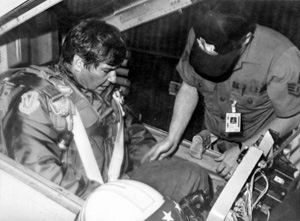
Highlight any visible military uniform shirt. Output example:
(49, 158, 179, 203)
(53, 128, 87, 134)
(177, 25, 300, 142)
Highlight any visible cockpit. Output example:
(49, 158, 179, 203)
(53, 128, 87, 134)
(1, 1, 300, 221)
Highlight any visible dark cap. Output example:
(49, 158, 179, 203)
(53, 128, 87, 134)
(190, 0, 255, 78)
(189, 33, 240, 81)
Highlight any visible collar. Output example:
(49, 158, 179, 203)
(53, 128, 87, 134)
(234, 24, 265, 70)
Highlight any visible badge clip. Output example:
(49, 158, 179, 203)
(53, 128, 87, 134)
(225, 100, 241, 133)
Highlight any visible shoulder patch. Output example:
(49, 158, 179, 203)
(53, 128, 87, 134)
(19, 91, 40, 115)
(287, 74, 300, 97)
(287, 82, 300, 97)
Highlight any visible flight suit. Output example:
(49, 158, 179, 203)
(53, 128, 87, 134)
(177, 24, 300, 143)
(2, 64, 210, 201)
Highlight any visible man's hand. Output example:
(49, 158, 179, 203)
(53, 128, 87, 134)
(141, 138, 177, 163)
(215, 145, 240, 180)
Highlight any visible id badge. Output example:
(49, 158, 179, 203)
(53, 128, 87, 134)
(225, 100, 241, 133)
(225, 112, 241, 132)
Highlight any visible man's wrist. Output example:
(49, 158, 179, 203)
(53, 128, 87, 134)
(166, 134, 180, 147)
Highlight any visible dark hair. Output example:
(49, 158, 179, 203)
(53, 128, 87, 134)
(192, 0, 256, 54)
(61, 18, 127, 69)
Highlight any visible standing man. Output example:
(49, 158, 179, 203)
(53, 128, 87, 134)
(142, 0, 300, 180)
(1, 18, 210, 203)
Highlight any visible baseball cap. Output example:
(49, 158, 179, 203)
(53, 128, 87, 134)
(190, 1, 254, 79)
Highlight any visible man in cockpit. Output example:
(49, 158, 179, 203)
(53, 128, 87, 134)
(1, 18, 210, 206)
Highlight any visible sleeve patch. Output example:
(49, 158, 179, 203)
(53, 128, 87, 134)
(19, 91, 40, 115)
(287, 82, 300, 97)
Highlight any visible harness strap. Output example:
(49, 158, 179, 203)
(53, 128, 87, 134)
(68, 84, 99, 128)
(107, 91, 125, 182)
(31, 73, 105, 184)
(38, 76, 106, 184)
(73, 106, 104, 184)
(0, 78, 29, 154)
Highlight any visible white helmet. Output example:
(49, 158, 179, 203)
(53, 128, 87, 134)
(79, 180, 167, 221)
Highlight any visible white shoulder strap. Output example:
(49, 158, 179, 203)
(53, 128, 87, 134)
(107, 91, 125, 182)
(73, 107, 104, 184)
(72, 90, 125, 184)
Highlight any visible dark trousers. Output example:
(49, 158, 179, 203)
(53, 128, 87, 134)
(128, 156, 211, 202)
